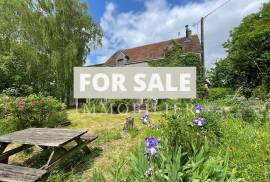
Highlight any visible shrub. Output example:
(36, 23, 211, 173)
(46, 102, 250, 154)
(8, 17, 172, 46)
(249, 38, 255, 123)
(208, 88, 234, 100)
(0, 94, 67, 133)
(252, 85, 269, 100)
(163, 105, 223, 154)
(230, 104, 260, 123)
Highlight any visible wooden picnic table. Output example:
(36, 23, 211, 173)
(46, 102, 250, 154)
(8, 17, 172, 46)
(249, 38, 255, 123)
(0, 128, 97, 182)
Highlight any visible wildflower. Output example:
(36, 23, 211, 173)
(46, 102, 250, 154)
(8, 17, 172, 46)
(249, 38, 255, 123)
(194, 103, 202, 114)
(193, 117, 206, 127)
(144, 137, 160, 156)
(140, 113, 149, 124)
(144, 168, 154, 178)
(18, 100, 26, 109)
(145, 137, 159, 148)
(149, 147, 158, 156)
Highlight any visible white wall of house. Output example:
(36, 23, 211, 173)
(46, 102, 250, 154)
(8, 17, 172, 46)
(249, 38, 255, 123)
(124, 62, 149, 67)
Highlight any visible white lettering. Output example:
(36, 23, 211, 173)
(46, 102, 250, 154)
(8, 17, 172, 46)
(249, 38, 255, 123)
(92, 73, 109, 92)
(180, 73, 191, 91)
(80, 74, 91, 92)
(134, 74, 146, 92)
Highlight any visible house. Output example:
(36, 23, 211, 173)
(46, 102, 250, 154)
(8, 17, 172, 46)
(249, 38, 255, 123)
(82, 26, 202, 109)
(89, 26, 201, 67)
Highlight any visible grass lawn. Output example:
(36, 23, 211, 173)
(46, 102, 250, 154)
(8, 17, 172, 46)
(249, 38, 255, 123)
(51, 110, 162, 181)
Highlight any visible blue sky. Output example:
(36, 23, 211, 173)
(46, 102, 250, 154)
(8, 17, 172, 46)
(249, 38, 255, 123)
(87, 0, 204, 21)
(85, 0, 267, 67)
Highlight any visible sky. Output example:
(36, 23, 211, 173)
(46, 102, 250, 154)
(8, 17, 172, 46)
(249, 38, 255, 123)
(86, 0, 268, 68)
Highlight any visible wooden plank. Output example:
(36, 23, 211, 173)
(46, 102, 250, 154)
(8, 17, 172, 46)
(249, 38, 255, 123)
(80, 135, 98, 142)
(0, 145, 32, 163)
(0, 128, 87, 147)
(43, 136, 97, 172)
(0, 163, 46, 182)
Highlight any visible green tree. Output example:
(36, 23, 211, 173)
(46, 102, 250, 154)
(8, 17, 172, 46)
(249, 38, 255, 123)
(209, 58, 234, 88)
(211, 2, 270, 98)
(149, 41, 206, 98)
(0, 0, 102, 102)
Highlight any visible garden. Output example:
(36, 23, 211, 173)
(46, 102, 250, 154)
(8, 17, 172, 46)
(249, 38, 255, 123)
(0, 92, 270, 181)
(0, 0, 270, 182)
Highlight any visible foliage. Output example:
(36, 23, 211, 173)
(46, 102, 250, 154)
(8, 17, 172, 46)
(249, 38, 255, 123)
(42, 103, 269, 182)
(230, 103, 260, 123)
(210, 2, 270, 97)
(163, 106, 223, 154)
(0, 0, 102, 100)
(209, 58, 235, 88)
(149, 41, 206, 98)
(0, 94, 67, 133)
(90, 104, 238, 181)
(219, 118, 270, 182)
(252, 85, 269, 100)
(208, 87, 234, 100)
(92, 142, 239, 182)
(92, 169, 106, 182)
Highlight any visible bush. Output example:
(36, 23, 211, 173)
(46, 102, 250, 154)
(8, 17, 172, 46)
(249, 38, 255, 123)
(229, 97, 261, 123)
(163, 108, 223, 154)
(0, 94, 67, 133)
(252, 85, 269, 100)
(208, 88, 234, 100)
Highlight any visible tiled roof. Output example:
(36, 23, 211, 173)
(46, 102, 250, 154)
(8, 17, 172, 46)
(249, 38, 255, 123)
(99, 35, 201, 66)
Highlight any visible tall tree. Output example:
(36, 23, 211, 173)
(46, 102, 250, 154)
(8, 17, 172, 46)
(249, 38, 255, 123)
(210, 2, 270, 97)
(0, 0, 102, 101)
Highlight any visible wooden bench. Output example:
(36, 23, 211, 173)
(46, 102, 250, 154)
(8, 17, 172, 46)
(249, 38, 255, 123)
(0, 163, 46, 182)
(0, 128, 98, 181)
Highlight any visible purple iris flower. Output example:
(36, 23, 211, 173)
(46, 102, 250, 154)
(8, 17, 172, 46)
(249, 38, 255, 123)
(145, 137, 159, 148)
(194, 104, 202, 114)
(140, 113, 149, 124)
(144, 137, 160, 156)
(193, 117, 206, 127)
(149, 147, 158, 156)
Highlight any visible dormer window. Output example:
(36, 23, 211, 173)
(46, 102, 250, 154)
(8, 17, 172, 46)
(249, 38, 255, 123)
(117, 59, 124, 66)
(116, 51, 127, 67)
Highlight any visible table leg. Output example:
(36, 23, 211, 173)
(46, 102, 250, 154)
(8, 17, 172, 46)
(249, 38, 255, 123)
(0, 143, 8, 164)
(75, 137, 90, 154)
(41, 147, 67, 169)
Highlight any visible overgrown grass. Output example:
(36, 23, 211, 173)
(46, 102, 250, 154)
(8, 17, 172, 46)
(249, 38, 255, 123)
(218, 117, 270, 181)
(7, 103, 270, 182)
(48, 110, 163, 181)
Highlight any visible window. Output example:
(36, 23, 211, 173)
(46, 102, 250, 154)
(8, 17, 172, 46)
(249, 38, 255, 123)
(117, 59, 124, 66)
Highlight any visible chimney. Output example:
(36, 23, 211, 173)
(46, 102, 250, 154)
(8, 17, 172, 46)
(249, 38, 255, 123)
(185, 25, 192, 38)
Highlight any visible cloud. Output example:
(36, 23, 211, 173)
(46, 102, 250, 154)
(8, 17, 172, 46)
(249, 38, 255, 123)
(88, 0, 269, 67)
